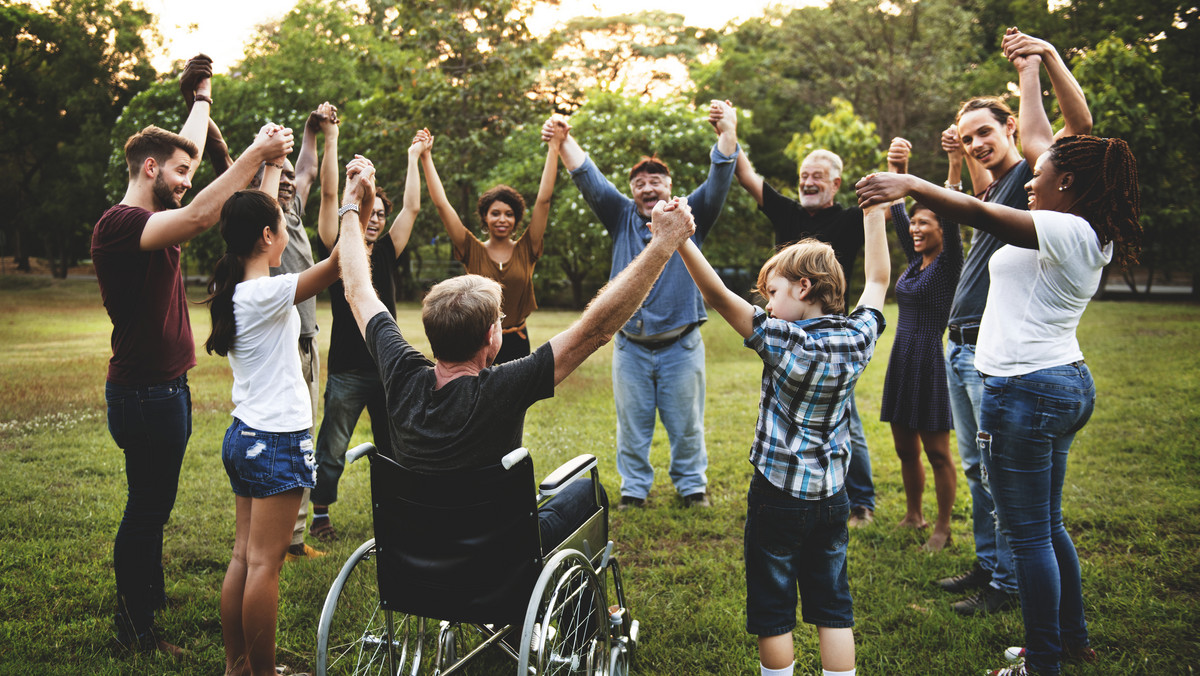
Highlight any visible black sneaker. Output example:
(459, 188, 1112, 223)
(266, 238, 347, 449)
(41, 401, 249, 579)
(937, 563, 991, 594)
(682, 492, 711, 508)
(617, 496, 645, 511)
(952, 585, 1019, 615)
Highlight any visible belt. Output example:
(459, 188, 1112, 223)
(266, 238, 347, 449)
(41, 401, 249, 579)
(948, 324, 979, 345)
(501, 321, 528, 340)
(622, 323, 697, 350)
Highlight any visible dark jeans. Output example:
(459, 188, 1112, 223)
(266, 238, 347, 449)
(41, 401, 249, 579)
(538, 479, 607, 554)
(105, 374, 191, 641)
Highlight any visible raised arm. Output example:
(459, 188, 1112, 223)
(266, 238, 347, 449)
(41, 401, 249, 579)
(1003, 29, 1092, 165)
(710, 99, 739, 157)
(856, 202, 890, 311)
(678, 237, 755, 338)
(338, 158, 390, 337)
(526, 120, 564, 252)
(386, 131, 429, 257)
(177, 54, 213, 182)
(315, 103, 341, 249)
(543, 115, 586, 172)
(548, 198, 696, 385)
(418, 134, 470, 251)
(292, 104, 324, 206)
(139, 124, 294, 251)
(733, 149, 765, 206)
(856, 172, 1037, 249)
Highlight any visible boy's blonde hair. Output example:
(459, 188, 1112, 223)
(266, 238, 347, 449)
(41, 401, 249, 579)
(756, 239, 846, 315)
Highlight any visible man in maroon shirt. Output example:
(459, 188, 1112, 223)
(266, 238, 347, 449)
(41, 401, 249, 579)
(92, 56, 292, 655)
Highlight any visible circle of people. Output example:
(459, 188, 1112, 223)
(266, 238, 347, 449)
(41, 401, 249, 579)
(91, 27, 1141, 676)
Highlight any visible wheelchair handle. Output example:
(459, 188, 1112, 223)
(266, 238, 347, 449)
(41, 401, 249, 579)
(346, 442, 376, 466)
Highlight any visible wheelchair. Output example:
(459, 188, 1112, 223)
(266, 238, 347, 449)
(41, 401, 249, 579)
(316, 443, 639, 675)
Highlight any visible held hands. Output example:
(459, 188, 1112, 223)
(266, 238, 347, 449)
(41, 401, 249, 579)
(707, 99, 736, 135)
(251, 123, 294, 162)
(856, 172, 912, 208)
(410, 128, 433, 158)
(887, 137, 911, 174)
(1002, 27, 1048, 71)
(308, 101, 340, 134)
(941, 125, 965, 163)
(649, 197, 696, 247)
(344, 155, 376, 205)
(179, 53, 213, 108)
(540, 115, 571, 149)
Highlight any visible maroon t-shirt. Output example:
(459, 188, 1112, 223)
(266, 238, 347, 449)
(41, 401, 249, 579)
(91, 204, 196, 385)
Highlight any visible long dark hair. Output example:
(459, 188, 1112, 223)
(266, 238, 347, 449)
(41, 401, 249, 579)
(1048, 135, 1142, 268)
(203, 190, 280, 356)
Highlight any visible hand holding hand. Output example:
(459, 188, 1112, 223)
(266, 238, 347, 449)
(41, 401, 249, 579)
(252, 123, 293, 161)
(941, 125, 965, 162)
(650, 197, 696, 247)
(886, 137, 911, 174)
(409, 128, 432, 158)
(708, 99, 736, 135)
(855, 172, 912, 208)
(179, 53, 213, 107)
(1002, 27, 1047, 71)
(308, 101, 340, 134)
(541, 115, 571, 148)
(344, 155, 376, 204)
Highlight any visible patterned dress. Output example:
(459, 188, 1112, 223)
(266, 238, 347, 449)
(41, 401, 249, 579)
(880, 202, 963, 430)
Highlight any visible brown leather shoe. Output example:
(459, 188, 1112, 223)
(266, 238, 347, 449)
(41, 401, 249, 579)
(848, 506, 874, 527)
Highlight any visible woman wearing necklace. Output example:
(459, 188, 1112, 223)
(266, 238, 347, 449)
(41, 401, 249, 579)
(419, 124, 562, 364)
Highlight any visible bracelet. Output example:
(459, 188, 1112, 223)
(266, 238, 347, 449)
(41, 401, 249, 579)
(193, 93, 213, 104)
(944, 180, 963, 191)
(338, 203, 360, 218)
(264, 161, 284, 169)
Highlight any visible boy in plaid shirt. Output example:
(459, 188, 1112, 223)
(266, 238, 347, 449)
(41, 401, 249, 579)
(677, 200, 890, 676)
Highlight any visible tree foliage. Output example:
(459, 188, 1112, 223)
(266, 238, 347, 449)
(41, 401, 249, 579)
(0, 0, 156, 276)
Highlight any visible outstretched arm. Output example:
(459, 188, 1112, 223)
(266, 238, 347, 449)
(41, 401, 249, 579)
(177, 54, 213, 182)
(292, 103, 326, 206)
(339, 158, 390, 336)
(315, 102, 341, 249)
(856, 202, 891, 310)
(678, 238, 755, 338)
(710, 99, 739, 157)
(418, 134, 470, 251)
(527, 119, 564, 253)
(857, 172, 1037, 249)
(139, 124, 294, 251)
(386, 131, 429, 257)
(543, 115, 586, 172)
(548, 198, 696, 385)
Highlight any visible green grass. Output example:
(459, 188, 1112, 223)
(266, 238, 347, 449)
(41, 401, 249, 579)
(0, 276, 1197, 674)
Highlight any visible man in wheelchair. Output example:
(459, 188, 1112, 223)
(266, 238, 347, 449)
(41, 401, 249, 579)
(325, 160, 697, 674)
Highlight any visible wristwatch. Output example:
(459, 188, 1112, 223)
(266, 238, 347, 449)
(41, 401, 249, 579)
(338, 203, 360, 218)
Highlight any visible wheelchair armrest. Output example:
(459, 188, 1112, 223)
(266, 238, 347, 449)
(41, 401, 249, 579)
(501, 447, 530, 470)
(538, 454, 597, 495)
(346, 443, 376, 466)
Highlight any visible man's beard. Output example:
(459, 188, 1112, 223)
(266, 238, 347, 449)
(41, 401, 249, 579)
(153, 174, 182, 210)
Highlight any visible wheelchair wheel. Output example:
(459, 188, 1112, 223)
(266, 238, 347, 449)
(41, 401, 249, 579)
(317, 538, 429, 675)
(518, 550, 611, 675)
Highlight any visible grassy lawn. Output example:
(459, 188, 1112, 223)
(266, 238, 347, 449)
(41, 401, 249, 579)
(0, 276, 1197, 675)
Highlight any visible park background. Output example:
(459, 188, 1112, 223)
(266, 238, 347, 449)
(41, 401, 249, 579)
(1, 0, 1198, 673)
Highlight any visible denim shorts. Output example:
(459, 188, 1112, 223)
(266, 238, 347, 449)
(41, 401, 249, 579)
(222, 417, 316, 498)
(744, 471, 854, 635)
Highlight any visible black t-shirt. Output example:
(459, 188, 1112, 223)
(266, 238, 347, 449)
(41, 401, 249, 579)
(365, 312, 556, 471)
(317, 235, 399, 373)
(760, 181, 865, 305)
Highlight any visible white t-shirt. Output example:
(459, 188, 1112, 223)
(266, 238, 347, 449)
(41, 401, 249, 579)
(975, 211, 1112, 377)
(229, 274, 312, 432)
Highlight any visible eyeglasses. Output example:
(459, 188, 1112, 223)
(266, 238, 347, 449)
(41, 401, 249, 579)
(497, 313, 506, 324)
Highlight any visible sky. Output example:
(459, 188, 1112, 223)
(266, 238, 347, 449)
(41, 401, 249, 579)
(144, 0, 817, 73)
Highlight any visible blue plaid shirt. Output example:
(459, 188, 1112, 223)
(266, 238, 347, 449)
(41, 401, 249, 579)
(745, 305, 885, 500)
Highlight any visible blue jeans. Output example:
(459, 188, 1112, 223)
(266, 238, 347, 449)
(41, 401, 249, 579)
(222, 418, 316, 498)
(744, 472, 853, 635)
(612, 330, 707, 499)
(947, 339, 1017, 592)
(980, 362, 1095, 675)
(843, 391, 874, 510)
(105, 374, 191, 641)
(312, 369, 391, 506)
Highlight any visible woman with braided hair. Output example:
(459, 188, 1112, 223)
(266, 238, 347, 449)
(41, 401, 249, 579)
(857, 29, 1141, 676)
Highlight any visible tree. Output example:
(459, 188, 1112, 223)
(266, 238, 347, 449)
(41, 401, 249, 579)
(694, 0, 991, 189)
(1071, 37, 1200, 295)
(0, 0, 157, 276)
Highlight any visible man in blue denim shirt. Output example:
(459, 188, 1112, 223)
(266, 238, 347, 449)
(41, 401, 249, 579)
(543, 101, 739, 509)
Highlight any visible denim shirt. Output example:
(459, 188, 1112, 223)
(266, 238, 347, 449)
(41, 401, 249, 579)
(569, 143, 739, 336)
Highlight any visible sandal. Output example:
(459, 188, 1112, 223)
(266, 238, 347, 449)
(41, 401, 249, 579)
(308, 519, 338, 542)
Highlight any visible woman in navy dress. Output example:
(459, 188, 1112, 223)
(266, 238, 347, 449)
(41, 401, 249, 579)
(880, 152, 964, 550)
